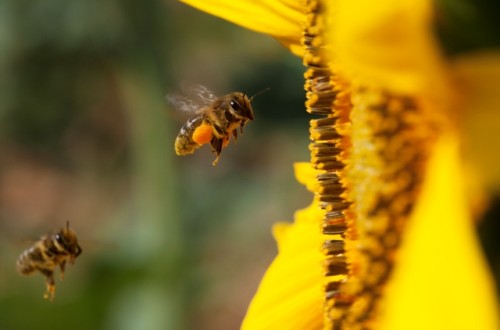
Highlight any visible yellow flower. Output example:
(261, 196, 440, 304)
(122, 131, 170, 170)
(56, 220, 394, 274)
(180, 0, 500, 329)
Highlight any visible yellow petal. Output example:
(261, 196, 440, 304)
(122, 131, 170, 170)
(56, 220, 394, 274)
(380, 132, 500, 330)
(454, 51, 500, 192)
(241, 203, 325, 330)
(294, 162, 323, 193)
(242, 163, 342, 330)
(329, 0, 452, 101)
(179, 0, 304, 56)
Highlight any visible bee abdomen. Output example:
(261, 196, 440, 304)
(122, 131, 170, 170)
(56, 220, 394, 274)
(175, 133, 200, 155)
(175, 117, 213, 156)
(16, 242, 55, 275)
(16, 249, 37, 274)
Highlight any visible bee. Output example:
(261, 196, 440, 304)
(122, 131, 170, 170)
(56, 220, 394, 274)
(168, 85, 259, 165)
(16, 222, 82, 301)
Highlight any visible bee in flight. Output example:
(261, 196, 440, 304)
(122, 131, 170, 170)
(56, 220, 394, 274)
(168, 85, 261, 165)
(16, 222, 82, 301)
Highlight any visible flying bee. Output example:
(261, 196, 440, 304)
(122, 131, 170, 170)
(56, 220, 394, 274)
(169, 85, 264, 165)
(16, 221, 82, 301)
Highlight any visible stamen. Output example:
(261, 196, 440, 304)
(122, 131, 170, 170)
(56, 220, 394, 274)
(302, 0, 354, 328)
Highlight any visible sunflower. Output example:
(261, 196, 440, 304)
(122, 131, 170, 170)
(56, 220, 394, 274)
(180, 0, 500, 329)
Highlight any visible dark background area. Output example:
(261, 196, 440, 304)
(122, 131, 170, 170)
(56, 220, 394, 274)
(0, 2, 310, 329)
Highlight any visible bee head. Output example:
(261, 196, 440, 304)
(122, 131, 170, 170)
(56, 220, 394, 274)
(228, 93, 254, 121)
(55, 221, 82, 258)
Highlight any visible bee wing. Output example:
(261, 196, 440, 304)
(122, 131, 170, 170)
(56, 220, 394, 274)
(166, 92, 200, 113)
(190, 84, 218, 104)
(166, 84, 217, 114)
(14, 236, 46, 248)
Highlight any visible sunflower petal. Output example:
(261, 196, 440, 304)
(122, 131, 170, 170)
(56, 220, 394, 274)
(241, 163, 340, 330)
(329, 0, 451, 100)
(180, 0, 304, 55)
(380, 133, 500, 330)
(294, 162, 324, 193)
(454, 51, 500, 191)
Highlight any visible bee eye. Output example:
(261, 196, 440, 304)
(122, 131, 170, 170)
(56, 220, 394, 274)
(55, 234, 64, 244)
(230, 100, 242, 112)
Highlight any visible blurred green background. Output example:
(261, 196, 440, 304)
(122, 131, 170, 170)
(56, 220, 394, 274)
(0, 1, 311, 329)
(0, 1, 499, 330)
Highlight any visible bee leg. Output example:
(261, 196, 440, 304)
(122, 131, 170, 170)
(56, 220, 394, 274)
(210, 137, 223, 166)
(59, 261, 66, 281)
(240, 118, 249, 134)
(232, 129, 238, 142)
(213, 124, 225, 138)
(40, 269, 56, 301)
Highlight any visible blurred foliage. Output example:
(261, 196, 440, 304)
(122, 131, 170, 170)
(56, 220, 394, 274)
(478, 196, 500, 300)
(435, 0, 500, 55)
(0, 1, 308, 330)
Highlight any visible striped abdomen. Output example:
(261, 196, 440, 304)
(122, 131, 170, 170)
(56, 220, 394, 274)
(175, 116, 214, 155)
(16, 238, 57, 275)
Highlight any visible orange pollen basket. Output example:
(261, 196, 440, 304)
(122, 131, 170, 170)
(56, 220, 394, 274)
(192, 123, 213, 145)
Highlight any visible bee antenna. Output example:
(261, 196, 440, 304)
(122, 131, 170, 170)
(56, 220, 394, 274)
(66, 221, 70, 230)
(249, 87, 271, 102)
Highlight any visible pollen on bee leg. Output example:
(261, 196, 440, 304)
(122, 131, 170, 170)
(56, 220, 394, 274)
(192, 123, 213, 145)
(211, 155, 220, 166)
(43, 276, 56, 301)
(60, 262, 66, 281)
